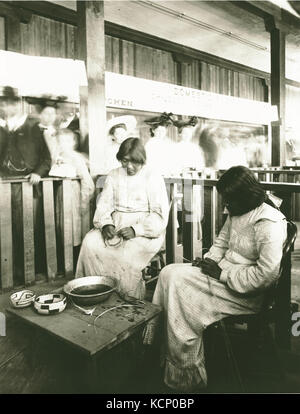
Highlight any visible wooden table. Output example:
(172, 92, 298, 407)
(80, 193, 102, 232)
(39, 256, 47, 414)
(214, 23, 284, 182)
(7, 292, 162, 392)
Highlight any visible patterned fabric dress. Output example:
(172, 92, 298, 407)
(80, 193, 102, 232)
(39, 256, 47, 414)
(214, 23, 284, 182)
(75, 166, 170, 299)
(143, 202, 287, 391)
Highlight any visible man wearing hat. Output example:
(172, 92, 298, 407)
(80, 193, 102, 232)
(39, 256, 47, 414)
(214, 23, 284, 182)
(144, 112, 176, 176)
(26, 95, 59, 163)
(0, 86, 51, 182)
(0, 86, 52, 282)
(98, 115, 137, 175)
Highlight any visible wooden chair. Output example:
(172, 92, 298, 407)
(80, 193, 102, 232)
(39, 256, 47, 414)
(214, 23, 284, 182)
(205, 220, 298, 392)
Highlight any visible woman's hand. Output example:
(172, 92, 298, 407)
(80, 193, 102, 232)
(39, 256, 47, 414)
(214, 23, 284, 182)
(102, 225, 116, 240)
(117, 227, 135, 240)
(200, 258, 222, 280)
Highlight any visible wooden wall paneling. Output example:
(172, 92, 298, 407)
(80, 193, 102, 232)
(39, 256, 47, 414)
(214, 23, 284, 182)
(208, 64, 214, 92)
(65, 24, 76, 59)
(152, 48, 162, 82)
(168, 52, 176, 84)
(135, 43, 151, 80)
(219, 67, 225, 94)
(238, 73, 245, 98)
(40, 15, 50, 56)
(229, 70, 234, 96)
(181, 62, 189, 87)
(121, 39, 135, 76)
(105, 35, 112, 72)
(215, 65, 220, 94)
(191, 60, 197, 89)
(233, 71, 239, 97)
(22, 182, 35, 286)
(224, 68, 230, 95)
(5, 15, 21, 52)
(0, 16, 5, 50)
(0, 183, 13, 291)
(161, 50, 170, 84)
(248, 75, 254, 100)
(200, 62, 208, 91)
(111, 36, 120, 73)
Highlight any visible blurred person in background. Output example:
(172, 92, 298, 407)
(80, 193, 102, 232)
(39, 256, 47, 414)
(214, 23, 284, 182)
(98, 115, 137, 175)
(0, 86, 51, 182)
(173, 116, 204, 174)
(50, 128, 95, 260)
(26, 96, 59, 163)
(144, 112, 175, 176)
(0, 86, 52, 281)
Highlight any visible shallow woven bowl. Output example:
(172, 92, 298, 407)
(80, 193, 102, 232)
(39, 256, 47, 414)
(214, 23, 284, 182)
(63, 276, 117, 306)
(10, 290, 36, 308)
(34, 294, 67, 315)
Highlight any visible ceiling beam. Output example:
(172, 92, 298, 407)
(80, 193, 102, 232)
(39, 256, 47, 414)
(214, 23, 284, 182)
(2, 1, 77, 25)
(231, 0, 300, 31)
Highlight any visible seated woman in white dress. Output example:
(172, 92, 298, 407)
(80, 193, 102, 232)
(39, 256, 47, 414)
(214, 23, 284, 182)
(76, 138, 170, 299)
(143, 166, 287, 392)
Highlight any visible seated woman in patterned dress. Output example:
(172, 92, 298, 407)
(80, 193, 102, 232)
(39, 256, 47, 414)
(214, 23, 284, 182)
(75, 138, 170, 300)
(143, 166, 287, 392)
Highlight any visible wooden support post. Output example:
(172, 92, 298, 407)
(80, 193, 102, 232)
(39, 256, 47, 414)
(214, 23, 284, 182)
(202, 186, 213, 253)
(22, 182, 35, 286)
(77, 1, 106, 175)
(265, 17, 286, 167)
(62, 180, 73, 278)
(166, 183, 177, 265)
(182, 179, 195, 262)
(0, 183, 13, 291)
(42, 181, 57, 281)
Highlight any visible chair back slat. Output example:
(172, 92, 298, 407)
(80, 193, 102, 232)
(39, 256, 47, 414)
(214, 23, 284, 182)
(42, 181, 57, 281)
(22, 182, 35, 286)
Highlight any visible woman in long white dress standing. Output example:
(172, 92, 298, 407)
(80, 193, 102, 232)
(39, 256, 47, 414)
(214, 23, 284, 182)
(76, 138, 170, 299)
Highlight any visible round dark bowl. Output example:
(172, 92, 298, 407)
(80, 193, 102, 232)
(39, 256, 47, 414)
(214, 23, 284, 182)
(63, 276, 117, 306)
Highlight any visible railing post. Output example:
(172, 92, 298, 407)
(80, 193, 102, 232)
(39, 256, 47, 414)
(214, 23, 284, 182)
(42, 181, 57, 281)
(182, 178, 195, 262)
(166, 182, 177, 265)
(0, 182, 13, 291)
(62, 179, 74, 278)
(202, 185, 213, 253)
(22, 182, 35, 286)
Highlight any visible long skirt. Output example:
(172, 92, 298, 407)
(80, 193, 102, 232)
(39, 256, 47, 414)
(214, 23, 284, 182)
(143, 263, 263, 391)
(75, 228, 165, 299)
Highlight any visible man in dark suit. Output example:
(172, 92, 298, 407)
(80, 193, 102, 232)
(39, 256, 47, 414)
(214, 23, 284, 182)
(0, 86, 51, 181)
(0, 86, 52, 282)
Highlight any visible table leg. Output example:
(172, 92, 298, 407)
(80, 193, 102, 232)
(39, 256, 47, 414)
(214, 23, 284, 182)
(85, 356, 99, 393)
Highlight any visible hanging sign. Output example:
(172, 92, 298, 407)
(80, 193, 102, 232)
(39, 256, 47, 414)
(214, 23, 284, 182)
(105, 71, 278, 125)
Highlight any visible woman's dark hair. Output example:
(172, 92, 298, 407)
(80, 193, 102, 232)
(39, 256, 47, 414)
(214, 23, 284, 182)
(216, 166, 276, 215)
(116, 137, 146, 165)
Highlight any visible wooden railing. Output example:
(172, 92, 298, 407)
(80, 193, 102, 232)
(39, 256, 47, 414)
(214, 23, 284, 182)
(164, 177, 300, 263)
(0, 177, 92, 292)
